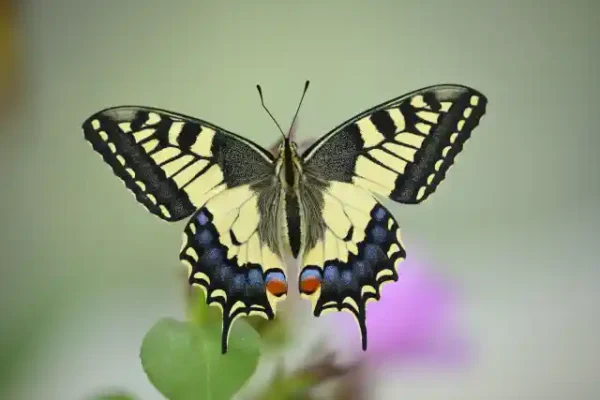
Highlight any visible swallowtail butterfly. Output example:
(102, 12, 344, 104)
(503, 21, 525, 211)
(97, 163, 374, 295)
(82, 82, 487, 353)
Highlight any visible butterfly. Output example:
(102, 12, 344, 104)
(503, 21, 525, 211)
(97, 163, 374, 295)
(82, 82, 487, 354)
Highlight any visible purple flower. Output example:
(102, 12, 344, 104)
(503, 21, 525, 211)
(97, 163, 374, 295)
(327, 244, 471, 368)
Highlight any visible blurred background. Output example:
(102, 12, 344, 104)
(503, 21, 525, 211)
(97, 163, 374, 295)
(1, 1, 599, 399)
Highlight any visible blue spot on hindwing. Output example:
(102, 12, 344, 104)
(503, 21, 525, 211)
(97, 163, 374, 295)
(341, 270, 354, 286)
(203, 247, 224, 266)
(247, 268, 264, 286)
(370, 225, 388, 244)
(372, 206, 387, 221)
(323, 265, 339, 281)
(362, 244, 383, 263)
(351, 259, 372, 280)
(323, 264, 341, 291)
(214, 264, 233, 284)
(195, 229, 213, 245)
(196, 210, 210, 226)
(246, 268, 265, 295)
(231, 274, 245, 293)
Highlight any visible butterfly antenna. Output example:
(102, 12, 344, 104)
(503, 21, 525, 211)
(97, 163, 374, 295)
(288, 80, 310, 138)
(256, 84, 286, 139)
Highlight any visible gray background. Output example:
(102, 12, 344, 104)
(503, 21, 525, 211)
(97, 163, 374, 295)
(1, 1, 598, 399)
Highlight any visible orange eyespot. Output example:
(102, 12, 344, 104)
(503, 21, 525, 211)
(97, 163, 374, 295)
(299, 268, 322, 295)
(300, 276, 321, 294)
(265, 271, 287, 297)
(266, 279, 287, 296)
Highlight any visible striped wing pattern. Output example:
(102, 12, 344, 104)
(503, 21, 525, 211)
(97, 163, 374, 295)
(82, 106, 274, 222)
(302, 85, 487, 204)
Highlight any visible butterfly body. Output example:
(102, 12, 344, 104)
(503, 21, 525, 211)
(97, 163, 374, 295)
(83, 84, 488, 353)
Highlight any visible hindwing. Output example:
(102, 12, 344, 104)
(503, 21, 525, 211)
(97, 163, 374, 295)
(298, 182, 405, 350)
(82, 106, 275, 221)
(302, 84, 487, 204)
(179, 181, 288, 353)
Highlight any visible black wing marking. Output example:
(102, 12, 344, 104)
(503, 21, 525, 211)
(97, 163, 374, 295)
(82, 106, 275, 221)
(302, 84, 487, 204)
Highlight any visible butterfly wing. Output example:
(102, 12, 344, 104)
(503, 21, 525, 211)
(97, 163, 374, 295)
(301, 84, 488, 204)
(180, 181, 288, 354)
(298, 85, 487, 350)
(298, 181, 405, 350)
(82, 106, 275, 221)
(83, 106, 285, 353)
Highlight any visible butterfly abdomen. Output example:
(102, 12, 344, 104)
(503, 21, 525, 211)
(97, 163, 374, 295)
(284, 191, 301, 258)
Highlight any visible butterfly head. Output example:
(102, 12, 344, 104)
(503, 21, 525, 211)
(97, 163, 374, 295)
(275, 138, 299, 155)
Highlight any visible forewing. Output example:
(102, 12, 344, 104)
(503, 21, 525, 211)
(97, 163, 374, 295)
(302, 85, 487, 204)
(298, 182, 405, 350)
(82, 106, 275, 221)
(179, 181, 288, 354)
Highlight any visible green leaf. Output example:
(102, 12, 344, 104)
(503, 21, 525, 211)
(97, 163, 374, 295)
(186, 287, 222, 326)
(140, 318, 261, 400)
(187, 289, 288, 351)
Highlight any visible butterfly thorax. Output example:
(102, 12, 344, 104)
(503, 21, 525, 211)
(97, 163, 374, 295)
(276, 139, 302, 189)
(273, 139, 305, 259)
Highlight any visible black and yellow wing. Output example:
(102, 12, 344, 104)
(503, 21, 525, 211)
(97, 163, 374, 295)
(82, 107, 287, 353)
(299, 181, 406, 350)
(299, 84, 487, 350)
(302, 84, 487, 204)
(180, 182, 288, 353)
(82, 106, 275, 221)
